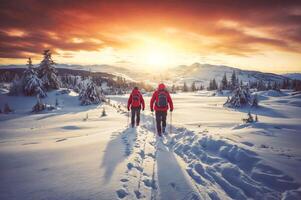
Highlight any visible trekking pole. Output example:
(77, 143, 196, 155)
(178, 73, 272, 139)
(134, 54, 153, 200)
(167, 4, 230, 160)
(170, 111, 172, 134)
(128, 110, 130, 128)
(152, 112, 156, 135)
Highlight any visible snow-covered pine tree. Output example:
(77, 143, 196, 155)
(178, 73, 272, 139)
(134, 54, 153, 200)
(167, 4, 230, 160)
(171, 84, 176, 93)
(23, 58, 46, 97)
(231, 70, 237, 89)
(79, 78, 102, 105)
(38, 49, 60, 90)
(224, 86, 252, 108)
(191, 82, 197, 92)
(9, 74, 23, 95)
(183, 82, 188, 92)
(220, 73, 228, 90)
(251, 94, 259, 107)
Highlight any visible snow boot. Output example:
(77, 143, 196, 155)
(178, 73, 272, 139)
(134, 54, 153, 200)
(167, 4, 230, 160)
(158, 130, 162, 137)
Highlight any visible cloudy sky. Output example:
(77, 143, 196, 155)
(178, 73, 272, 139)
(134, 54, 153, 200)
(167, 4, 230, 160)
(0, 0, 301, 72)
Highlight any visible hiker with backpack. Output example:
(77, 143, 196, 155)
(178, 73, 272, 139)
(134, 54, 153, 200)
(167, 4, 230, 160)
(150, 83, 173, 136)
(127, 87, 145, 128)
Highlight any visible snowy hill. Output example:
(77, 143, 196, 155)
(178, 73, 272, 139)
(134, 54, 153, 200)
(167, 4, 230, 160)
(283, 73, 301, 80)
(168, 63, 288, 86)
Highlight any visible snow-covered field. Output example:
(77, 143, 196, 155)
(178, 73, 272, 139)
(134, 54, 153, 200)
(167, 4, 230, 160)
(1, 89, 301, 200)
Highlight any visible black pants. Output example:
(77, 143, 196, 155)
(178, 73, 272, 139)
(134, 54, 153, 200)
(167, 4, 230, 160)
(131, 107, 141, 127)
(155, 111, 167, 135)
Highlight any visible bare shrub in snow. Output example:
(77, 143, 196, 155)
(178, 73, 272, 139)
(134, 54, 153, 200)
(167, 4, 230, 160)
(79, 78, 102, 105)
(3, 103, 13, 114)
(242, 111, 255, 123)
(101, 107, 107, 117)
(32, 95, 46, 112)
(83, 113, 89, 121)
(55, 98, 59, 107)
(37, 50, 61, 90)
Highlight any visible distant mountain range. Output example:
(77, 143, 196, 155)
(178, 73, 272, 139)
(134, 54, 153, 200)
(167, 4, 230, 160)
(282, 73, 301, 80)
(1, 63, 300, 86)
(168, 63, 295, 85)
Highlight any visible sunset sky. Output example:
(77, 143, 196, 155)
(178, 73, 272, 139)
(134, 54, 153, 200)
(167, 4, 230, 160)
(0, 0, 301, 73)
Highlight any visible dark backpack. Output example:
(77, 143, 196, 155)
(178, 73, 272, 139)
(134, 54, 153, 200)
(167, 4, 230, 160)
(132, 93, 141, 107)
(157, 91, 168, 108)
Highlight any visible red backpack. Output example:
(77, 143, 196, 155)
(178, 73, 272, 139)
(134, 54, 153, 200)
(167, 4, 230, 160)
(131, 93, 141, 107)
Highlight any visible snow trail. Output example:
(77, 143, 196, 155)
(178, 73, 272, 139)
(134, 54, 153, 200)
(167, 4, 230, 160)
(113, 106, 301, 200)
(115, 114, 201, 200)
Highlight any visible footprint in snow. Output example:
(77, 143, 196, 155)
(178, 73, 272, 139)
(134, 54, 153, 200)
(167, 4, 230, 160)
(56, 138, 67, 142)
(120, 178, 128, 182)
(116, 188, 128, 199)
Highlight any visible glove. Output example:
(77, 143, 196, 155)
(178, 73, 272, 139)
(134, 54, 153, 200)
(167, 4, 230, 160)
(142, 108, 145, 111)
(127, 107, 130, 111)
(151, 109, 154, 112)
(170, 109, 173, 112)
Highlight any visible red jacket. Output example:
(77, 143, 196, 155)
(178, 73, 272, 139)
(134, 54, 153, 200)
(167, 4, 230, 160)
(127, 89, 145, 110)
(150, 89, 173, 112)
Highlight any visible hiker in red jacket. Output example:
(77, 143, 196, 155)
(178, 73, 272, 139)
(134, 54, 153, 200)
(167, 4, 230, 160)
(127, 87, 145, 128)
(150, 83, 173, 136)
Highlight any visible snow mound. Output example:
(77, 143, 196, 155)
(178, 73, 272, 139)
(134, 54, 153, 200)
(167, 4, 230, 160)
(257, 90, 287, 97)
(166, 127, 300, 199)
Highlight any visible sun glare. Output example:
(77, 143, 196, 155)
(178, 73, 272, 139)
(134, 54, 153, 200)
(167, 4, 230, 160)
(145, 49, 170, 67)
(130, 36, 182, 70)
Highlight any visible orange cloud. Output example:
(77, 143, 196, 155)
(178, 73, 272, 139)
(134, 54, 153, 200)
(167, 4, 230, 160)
(0, 0, 300, 71)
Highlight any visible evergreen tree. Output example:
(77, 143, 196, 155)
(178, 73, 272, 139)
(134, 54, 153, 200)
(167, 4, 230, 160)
(23, 58, 46, 97)
(212, 78, 218, 90)
(224, 86, 252, 108)
(257, 80, 266, 91)
(221, 73, 228, 90)
(272, 82, 280, 91)
(208, 79, 218, 90)
(171, 84, 176, 93)
(231, 70, 237, 89)
(183, 82, 188, 92)
(9, 74, 22, 95)
(38, 49, 60, 90)
(267, 81, 272, 90)
(79, 78, 102, 105)
(191, 82, 197, 92)
(252, 94, 259, 107)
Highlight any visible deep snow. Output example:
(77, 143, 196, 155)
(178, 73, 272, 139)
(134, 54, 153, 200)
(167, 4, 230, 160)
(0, 89, 301, 200)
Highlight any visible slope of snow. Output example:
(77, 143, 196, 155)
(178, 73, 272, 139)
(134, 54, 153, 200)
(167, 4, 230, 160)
(169, 63, 288, 86)
(283, 73, 301, 80)
(1, 89, 301, 200)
